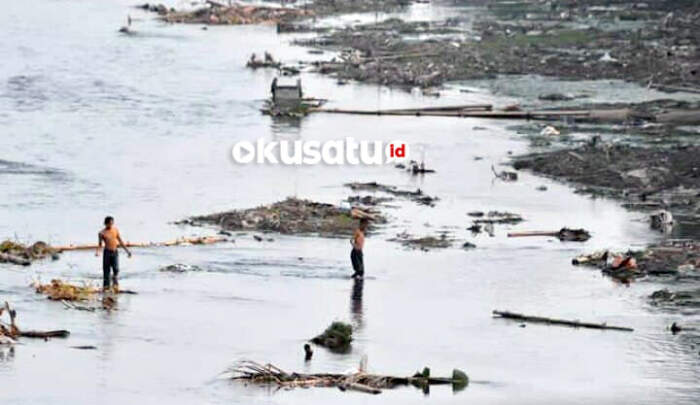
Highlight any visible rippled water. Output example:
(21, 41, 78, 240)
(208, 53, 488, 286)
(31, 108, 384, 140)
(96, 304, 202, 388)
(1, 1, 698, 404)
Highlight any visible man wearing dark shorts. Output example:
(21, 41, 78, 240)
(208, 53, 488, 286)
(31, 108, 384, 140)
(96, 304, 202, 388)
(96, 216, 131, 290)
(350, 218, 368, 279)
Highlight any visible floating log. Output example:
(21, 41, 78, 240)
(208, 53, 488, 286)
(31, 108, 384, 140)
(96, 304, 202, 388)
(381, 104, 493, 114)
(508, 227, 590, 242)
(493, 310, 633, 332)
(310, 108, 593, 120)
(19, 330, 70, 339)
(0, 252, 31, 266)
(53, 235, 225, 252)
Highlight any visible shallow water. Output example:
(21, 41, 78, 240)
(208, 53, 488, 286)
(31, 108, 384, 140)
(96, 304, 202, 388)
(1, 1, 699, 404)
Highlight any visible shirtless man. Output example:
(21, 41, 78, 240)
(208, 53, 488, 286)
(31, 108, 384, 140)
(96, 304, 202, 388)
(96, 216, 131, 290)
(350, 218, 368, 279)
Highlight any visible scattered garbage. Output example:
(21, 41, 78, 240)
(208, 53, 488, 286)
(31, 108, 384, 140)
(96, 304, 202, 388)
(508, 228, 591, 242)
(493, 310, 633, 332)
(311, 321, 353, 352)
(159, 264, 202, 273)
(346, 182, 438, 207)
(389, 232, 453, 251)
(226, 359, 468, 394)
(491, 165, 518, 181)
(650, 210, 673, 230)
(472, 211, 523, 225)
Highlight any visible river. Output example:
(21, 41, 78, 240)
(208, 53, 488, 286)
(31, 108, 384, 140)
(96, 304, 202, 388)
(0, 1, 698, 404)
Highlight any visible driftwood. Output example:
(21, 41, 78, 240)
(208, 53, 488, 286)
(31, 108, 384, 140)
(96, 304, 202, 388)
(228, 360, 468, 394)
(0, 302, 70, 341)
(0, 252, 31, 266)
(493, 310, 633, 332)
(53, 235, 225, 252)
(508, 228, 591, 242)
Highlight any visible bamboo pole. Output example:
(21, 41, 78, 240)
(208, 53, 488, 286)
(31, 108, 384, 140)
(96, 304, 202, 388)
(310, 108, 592, 120)
(53, 235, 226, 252)
(493, 310, 633, 332)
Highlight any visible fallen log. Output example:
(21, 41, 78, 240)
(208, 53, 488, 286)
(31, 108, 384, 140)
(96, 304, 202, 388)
(0, 252, 31, 266)
(493, 310, 633, 332)
(53, 235, 226, 252)
(508, 228, 590, 242)
(19, 330, 70, 339)
(1, 301, 71, 340)
(309, 108, 592, 120)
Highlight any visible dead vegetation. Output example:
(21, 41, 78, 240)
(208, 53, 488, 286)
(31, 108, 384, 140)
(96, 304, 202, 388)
(33, 279, 136, 303)
(227, 359, 468, 395)
(187, 197, 383, 237)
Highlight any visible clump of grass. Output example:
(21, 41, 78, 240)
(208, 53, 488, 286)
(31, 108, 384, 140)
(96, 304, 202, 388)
(311, 321, 353, 351)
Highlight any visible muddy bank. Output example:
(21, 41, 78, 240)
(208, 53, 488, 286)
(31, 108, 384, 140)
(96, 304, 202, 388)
(186, 197, 383, 237)
(292, 0, 700, 89)
(141, 0, 410, 25)
(513, 144, 700, 220)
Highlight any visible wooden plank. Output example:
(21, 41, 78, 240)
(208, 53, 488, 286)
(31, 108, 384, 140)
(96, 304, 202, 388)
(493, 310, 633, 332)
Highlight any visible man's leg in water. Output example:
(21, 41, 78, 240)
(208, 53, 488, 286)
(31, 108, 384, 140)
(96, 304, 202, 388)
(351, 249, 364, 278)
(102, 251, 110, 289)
(111, 251, 119, 288)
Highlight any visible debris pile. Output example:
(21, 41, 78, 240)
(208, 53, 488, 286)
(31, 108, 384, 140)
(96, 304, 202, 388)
(573, 240, 700, 282)
(227, 360, 468, 394)
(346, 182, 438, 207)
(311, 321, 353, 352)
(389, 232, 453, 251)
(0, 240, 59, 266)
(153, 3, 313, 25)
(188, 197, 383, 237)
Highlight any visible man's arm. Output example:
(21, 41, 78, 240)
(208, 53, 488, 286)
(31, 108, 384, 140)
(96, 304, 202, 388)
(96, 232, 103, 256)
(117, 234, 132, 257)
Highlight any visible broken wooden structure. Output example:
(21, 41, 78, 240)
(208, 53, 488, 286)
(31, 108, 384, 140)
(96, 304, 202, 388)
(227, 360, 468, 394)
(493, 310, 633, 332)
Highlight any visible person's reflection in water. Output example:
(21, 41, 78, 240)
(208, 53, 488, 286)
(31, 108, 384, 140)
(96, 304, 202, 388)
(351, 277, 364, 329)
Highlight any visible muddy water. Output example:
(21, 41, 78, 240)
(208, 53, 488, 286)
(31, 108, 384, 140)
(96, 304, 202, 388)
(1, 1, 698, 404)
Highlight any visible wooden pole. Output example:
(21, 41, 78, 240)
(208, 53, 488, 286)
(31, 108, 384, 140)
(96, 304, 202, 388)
(493, 310, 633, 332)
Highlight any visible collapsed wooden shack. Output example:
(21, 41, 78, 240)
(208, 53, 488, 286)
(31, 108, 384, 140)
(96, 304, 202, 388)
(263, 78, 326, 117)
(227, 360, 468, 395)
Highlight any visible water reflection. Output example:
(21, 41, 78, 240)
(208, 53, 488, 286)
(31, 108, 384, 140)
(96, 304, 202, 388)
(350, 278, 364, 329)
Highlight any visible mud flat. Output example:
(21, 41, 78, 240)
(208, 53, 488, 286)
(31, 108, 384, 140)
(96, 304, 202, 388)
(186, 197, 383, 237)
(513, 144, 700, 220)
(290, 0, 700, 89)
